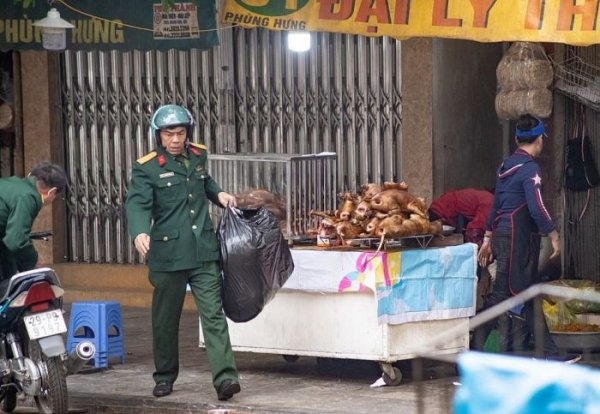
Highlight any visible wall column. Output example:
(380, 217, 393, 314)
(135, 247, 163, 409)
(19, 51, 66, 265)
(401, 38, 434, 203)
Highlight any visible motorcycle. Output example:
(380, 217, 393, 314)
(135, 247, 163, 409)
(0, 231, 95, 414)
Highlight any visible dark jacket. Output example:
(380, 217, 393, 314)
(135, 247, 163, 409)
(486, 148, 555, 235)
(0, 176, 42, 272)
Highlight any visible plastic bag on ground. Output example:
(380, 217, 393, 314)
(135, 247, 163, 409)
(217, 206, 294, 322)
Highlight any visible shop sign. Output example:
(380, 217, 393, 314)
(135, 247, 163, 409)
(221, 0, 600, 46)
(0, 0, 218, 51)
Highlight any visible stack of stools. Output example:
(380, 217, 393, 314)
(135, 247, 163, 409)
(66, 301, 125, 368)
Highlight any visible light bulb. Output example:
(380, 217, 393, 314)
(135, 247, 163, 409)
(287, 31, 311, 53)
(33, 8, 74, 51)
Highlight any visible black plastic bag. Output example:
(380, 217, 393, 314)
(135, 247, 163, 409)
(565, 105, 600, 192)
(565, 135, 600, 192)
(217, 206, 294, 322)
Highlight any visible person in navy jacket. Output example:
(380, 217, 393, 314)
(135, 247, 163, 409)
(475, 115, 575, 360)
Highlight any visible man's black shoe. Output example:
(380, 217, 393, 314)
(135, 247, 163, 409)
(545, 353, 582, 364)
(152, 381, 173, 397)
(217, 379, 241, 401)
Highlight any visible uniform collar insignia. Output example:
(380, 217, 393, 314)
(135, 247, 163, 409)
(157, 154, 167, 167)
(189, 146, 201, 156)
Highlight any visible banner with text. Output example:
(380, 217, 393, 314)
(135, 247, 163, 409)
(221, 0, 600, 46)
(0, 0, 218, 51)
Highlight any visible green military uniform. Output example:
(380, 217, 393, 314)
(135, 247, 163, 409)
(125, 142, 238, 389)
(0, 176, 42, 280)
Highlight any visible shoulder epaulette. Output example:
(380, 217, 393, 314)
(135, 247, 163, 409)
(189, 142, 208, 151)
(136, 151, 157, 165)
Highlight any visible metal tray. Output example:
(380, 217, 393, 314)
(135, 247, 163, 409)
(342, 234, 434, 249)
(442, 225, 455, 236)
(290, 236, 319, 246)
(550, 331, 600, 352)
(290, 234, 436, 249)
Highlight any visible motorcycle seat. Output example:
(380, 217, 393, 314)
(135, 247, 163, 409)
(0, 267, 60, 304)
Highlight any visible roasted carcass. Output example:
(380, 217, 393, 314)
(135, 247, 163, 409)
(310, 181, 442, 240)
(370, 189, 428, 218)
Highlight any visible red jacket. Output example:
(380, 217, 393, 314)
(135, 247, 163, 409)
(429, 189, 493, 232)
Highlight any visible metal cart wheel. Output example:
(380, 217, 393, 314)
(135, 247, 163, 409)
(282, 355, 299, 362)
(380, 362, 403, 386)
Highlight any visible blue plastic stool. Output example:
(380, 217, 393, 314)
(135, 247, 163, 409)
(66, 301, 125, 368)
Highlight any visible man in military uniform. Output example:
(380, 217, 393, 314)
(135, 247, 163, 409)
(125, 105, 240, 400)
(0, 161, 67, 280)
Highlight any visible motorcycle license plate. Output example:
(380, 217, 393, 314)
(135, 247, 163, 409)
(24, 310, 67, 340)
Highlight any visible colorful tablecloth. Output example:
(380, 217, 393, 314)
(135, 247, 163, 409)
(285, 243, 478, 325)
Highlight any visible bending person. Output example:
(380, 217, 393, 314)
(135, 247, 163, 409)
(0, 161, 67, 280)
(428, 188, 493, 246)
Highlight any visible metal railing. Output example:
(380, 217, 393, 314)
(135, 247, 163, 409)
(418, 283, 600, 361)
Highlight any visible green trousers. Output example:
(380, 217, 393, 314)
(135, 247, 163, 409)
(148, 261, 238, 388)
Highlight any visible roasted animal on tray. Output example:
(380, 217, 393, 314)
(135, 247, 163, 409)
(318, 221, 337, 239)
(361, 183, 383, 201)
(335, 220, 364, 239)
(373, 215, 405, 238)
(353, 199, 373, 221)
(310, 210, 339, 227)
(338, 192, 358, 221)
(309, 181, 442, 241)
(370, 189, 428, 218)
(383, 181, 409, 191)
(364, 216, 381, 236)
(428, 219, 443, 236)
(310, 209, 364, 240)
(360, 181, 408, 201)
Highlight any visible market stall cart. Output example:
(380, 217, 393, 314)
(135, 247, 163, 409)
(199, 243, 477, 384)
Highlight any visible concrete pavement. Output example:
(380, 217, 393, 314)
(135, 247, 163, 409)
(59, 305, 600, 414)
(63, 306, 459, 414)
